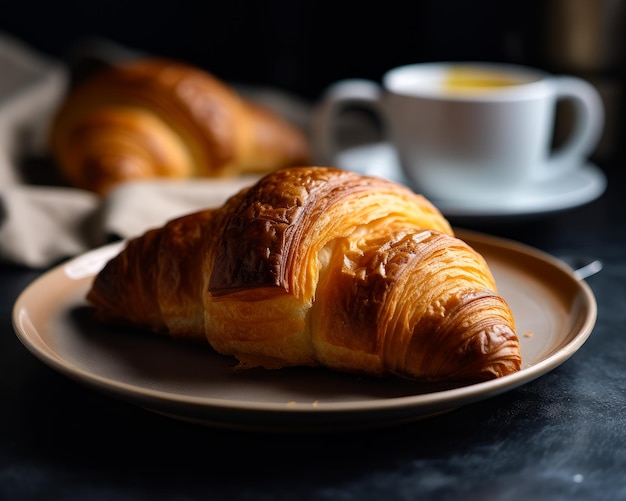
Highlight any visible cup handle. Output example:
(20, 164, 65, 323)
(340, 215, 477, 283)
(546, 76, 604, 178)
(311, 79, 383, 165)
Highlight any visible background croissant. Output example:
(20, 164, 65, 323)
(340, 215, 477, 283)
(87, 166, 521, 383)
(48, 58, 311, 195)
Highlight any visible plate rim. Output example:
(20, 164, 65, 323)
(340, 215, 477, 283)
(12, 231, 598, 430)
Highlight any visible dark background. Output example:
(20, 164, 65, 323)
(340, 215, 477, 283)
(2, 0, 625, 159)
(0, 1, 573, 100)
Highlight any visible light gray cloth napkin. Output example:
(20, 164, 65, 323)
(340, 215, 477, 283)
(0, 34, 313, 268)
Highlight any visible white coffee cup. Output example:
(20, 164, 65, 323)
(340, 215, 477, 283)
(312, 62, 605, 202)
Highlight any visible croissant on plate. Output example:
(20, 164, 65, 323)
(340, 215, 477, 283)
(48, 58, 311, 195)
(87, 166, 521, 383)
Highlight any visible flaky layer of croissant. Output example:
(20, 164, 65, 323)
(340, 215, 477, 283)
(87, 167, 521, 382)
(49, 58, 311, 195)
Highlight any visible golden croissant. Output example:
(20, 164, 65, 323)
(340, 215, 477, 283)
(87, 166, 521, 382)
(48, 58, 311, 195)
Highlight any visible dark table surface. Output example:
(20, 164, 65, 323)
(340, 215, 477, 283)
(2, 154, 625, 501)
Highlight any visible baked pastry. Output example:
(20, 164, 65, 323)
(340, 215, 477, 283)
(87, 166, 521, 382)
(48, 58, 311, 195)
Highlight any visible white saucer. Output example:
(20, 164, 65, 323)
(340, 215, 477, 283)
(335, 142, 607, 220)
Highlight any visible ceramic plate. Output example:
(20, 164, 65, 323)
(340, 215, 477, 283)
(336, 142, 607, 220)
(12, 230, 597, 432)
